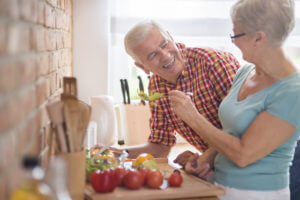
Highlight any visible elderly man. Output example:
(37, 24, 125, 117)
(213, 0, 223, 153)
(121, 20, 240, 164)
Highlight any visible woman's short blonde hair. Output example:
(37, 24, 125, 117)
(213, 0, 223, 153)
(231, 0, 295, 47)
(124, 20, 169, 62)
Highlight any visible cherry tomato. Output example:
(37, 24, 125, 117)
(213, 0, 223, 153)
(115, 168, 128, 186)
(139, 168, 150, 185)
(168, 170, 183, 187)
(123, 170, 144, 189)
(146, 170, 163, 189)
(90, 169, 118, 193)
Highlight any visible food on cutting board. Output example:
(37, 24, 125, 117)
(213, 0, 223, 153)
(85, 147, 118, 181)
(146, 170, 163, 189)
(132, 153, 158, 170)
(88, 152, 183, 194)
(123, 170, 144, 190)
(90, 169, 118, 193)
(168, 169, 183, 187)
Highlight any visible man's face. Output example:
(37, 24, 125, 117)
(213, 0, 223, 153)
(133, 27, 184, 84)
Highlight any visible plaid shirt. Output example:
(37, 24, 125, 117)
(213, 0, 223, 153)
(148, 43, 240, 152)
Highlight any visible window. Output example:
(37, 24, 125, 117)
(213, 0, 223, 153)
(110, 0, 300, 103)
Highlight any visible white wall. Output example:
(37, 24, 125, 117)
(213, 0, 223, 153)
(73, 0, 110, 103)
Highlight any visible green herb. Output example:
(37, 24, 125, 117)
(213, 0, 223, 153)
(138, 91, 164, 101)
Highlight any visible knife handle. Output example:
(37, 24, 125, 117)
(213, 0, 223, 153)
(124, 79, 130, 104)
(120, 79, 126, 104)
(137, 76, 144, 92)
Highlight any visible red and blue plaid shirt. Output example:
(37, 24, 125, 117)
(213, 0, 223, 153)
(148, 43, 240, 152)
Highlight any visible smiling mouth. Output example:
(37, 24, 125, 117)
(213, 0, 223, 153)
(162, 56, 175, 69)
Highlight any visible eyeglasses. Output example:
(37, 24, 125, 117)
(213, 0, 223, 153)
(230, 33, 246, 42)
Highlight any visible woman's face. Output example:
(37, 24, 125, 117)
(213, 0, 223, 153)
(232, 25, 255, 63)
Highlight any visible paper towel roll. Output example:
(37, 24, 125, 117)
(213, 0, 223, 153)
(90, 95, 117, 145)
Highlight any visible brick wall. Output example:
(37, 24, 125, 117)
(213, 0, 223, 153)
(0, 0, 73, 198)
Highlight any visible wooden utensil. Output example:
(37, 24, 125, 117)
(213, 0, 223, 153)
(62, 77, 91, 152)
(46, 101, 68, 152)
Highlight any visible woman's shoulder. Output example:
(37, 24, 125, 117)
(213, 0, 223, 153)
(232, 63, 254, 84)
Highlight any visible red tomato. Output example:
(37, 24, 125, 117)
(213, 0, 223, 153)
(139, 168, 150, 185)
(115, 168, 128, 186)
(168, 170, 183, 187)
(146, 170, 163, 189)
(90, 169, 118, 193)
(123, 170, 144, 189)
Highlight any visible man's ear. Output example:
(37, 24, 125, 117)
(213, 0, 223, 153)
(135, 62, 150, 75)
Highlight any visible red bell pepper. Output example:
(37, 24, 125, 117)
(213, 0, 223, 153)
(90, 169, 118, 193)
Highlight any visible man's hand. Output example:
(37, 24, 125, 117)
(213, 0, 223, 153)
(185, 153, 214, 180)
(173, 150, 195, 168)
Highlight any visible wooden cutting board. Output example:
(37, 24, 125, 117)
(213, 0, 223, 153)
(84, 158, 225, 200)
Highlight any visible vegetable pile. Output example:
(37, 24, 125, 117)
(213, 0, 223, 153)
(86, 150, 183, 193)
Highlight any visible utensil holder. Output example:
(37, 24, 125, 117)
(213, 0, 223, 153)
(58, 151, 85, 200)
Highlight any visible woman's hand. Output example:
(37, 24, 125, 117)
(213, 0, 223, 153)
(169, 90, 198, 123)
(185, 153, 214, 180)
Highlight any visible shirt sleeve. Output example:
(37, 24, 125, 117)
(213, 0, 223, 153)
(147, 77, 176, 146)
(207, 52, 240, 102)
(266, 84, 300, 127)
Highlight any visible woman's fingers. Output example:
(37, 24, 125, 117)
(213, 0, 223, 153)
(196, 163, 211, 177)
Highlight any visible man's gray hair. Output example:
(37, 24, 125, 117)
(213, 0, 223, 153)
(231, 0, 295, 47)
(124, 20, 170, 62)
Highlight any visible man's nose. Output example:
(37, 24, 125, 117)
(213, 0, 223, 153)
(159, 49, 171, 60)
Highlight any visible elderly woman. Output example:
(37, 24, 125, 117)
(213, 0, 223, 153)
(169, 0, 299, 199)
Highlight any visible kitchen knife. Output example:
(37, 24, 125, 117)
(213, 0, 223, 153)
(124, 79, 130, 104)
(137, 76, 144, 92)
(137, 76, 146, 105)
(120, 79, 126, 104)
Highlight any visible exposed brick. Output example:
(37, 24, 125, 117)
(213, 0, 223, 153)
(0, 174, 8, 200)
(7, 23, 31, 55)
(58, 0, 65, 10)
(65, 14, 71, 32)
(18, 55, 37, 85)
(56, 32, 63, 50)
(46, 0, 58, 8)
(0, 86, 36, 133)
(36, 78, 49, 106)
(31, 27, 46, 51)
(0, 20, 8, 56)
(37, 1, 45, 25)
(64, 0, 72, 15)
(18, 0, 38, 23)
(55, 9, 64, 29)
(0, 56, 36, 95)
(0, 60, 18, 94)
(0, 133, 17, 172)
(36, 53, 50, 76)
(0, 0, 19, 19)
(0, 0, 73, 197)
(45, 4, 55, 28)
(63, 32, 72, 48)
(45, 30, 57, 51)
